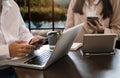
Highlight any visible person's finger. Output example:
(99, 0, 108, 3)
(17, 52, 27, 57)
(15, 40, 26, 44)
(12, 49, 27, 57)
(95, 20, 103, 28)
(95, 20, 104, 32)
(25, 45, 36, 49)
(87, 21, 97, 30)
(35, 45, 42, 50)
(95, 20, 101, 28)
(98, 20, 103, 26)
(20, 44, 35, 50)
(31, 36, 45, 44)
(16, 48, 28, 55)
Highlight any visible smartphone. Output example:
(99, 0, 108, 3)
(31, 38, 48, 46)
(87, 17, 98, 26)
(31, 39, 45, 46)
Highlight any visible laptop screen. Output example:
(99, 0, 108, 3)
(82, 34, 117, 53)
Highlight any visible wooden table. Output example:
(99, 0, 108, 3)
(13, 49, 120, 78)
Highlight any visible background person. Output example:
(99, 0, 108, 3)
(65, 0, 120, 42)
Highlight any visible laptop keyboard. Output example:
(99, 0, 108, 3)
(25, 50, 52, 65)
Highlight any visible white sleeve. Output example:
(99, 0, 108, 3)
(18, 14, 33, 43)
(14, 0, 33, 43)
(0, 45, 10, 59)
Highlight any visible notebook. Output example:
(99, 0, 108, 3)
(80, 34, 117, 56)
(70, 43, 83, 51)
(4, 23, 84, 69)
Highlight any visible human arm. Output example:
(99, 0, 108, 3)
(12, 1, 44, 54)
(17, 6, 33, 43)
(0, 0, 41, 58)
(87, 0, 120, 35)
(15, 1, 45, 44)
(64, 0, 75, 29)
(104, 0, 120, 35)
(29, 36, 45, 49)
(0, 41, 35, 58)
(0, 45, 10, 59)
(9, 40, 35, 57)
(87, 20, 105, 33)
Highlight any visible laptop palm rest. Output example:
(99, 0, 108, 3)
(25, 50, 52, 65)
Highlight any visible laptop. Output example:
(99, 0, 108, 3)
(3, 23, 84, 69)
(80, 34, 117, 56)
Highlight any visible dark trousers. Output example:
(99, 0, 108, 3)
(0, 66, 17, 78)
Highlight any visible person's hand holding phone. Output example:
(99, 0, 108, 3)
(87, 17, 104, 33)
(29, 36, 46, 50)
(87, 17, 98, 26)
(9, 40, 35, 57)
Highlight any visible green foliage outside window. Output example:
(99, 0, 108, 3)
(14, 0, 66, 21)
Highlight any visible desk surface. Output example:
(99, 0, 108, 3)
(12, 49, 120, 78)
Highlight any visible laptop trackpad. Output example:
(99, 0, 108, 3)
(25, 51, 52, 65)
